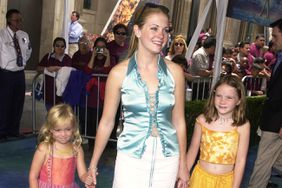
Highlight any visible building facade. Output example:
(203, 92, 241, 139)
(0, 0, 264, 70)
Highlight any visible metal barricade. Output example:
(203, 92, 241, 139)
(241, 75, 267, 96)
(31, 72, 115, 141)
(187, 76, 213, 100)
(32, 73, 217, 142)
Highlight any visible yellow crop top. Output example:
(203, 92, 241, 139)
(197, 119, 239, 165)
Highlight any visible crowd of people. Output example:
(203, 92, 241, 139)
(0, 3, 281, 188)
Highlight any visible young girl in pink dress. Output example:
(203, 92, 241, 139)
(29, 104, 93, 188)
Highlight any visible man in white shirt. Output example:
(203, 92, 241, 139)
(0, 9, 32, 140)
(68, 11, 83, 57)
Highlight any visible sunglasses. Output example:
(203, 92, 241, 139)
(174, 42, 184, 47)
(136, 3, 169, 23)
(55, 44, 65, 48)
(115, 32, 127, 36)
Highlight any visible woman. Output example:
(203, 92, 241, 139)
(165, 34, 188, 60)
(107, 23, 129, 63)
(86, 37, 112, 74)
(88, 3, 188, 188)
(83, 36, 114, 149)
(37, 37, 72, 110)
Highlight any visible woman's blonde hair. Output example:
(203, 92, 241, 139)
(168, 35, 188, 56)
(127, 3, 170, 58)
(204, 75, 247, 126)
(38, 104, 82, 150)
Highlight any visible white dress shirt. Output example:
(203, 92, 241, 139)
(0, 26, 32, 71)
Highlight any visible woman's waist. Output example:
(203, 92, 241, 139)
(199, 160, 234, 175)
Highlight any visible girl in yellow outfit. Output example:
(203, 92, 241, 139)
(186, 75, 250, 188)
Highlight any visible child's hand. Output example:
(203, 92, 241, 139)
(88, 167, 98, 186)
(85, 174, 95, 188)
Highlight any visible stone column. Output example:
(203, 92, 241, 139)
(223, 18, 241, 47)
(0, 0, 7, 28)
(171, 0, 192, 39)
(39, 0, 56, 58)
(39, 0, 75, 58)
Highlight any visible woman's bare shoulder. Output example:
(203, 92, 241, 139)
(165, 58, 184, 78)
(108, 59, 129, 79)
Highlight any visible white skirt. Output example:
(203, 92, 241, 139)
(113, 136, 179, 188)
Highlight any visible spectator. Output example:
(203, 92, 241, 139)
(222, 47, 239, 75)
(264, 40, 276, 69)
(189, 36, 216, 77)
(68, 11, 83, 57)
(171, 54, 192, 81)
(0, 9, 32, 140)
(250, 34, 265, 58)
(72, 36, 92, 71)
(165, 34, 188, 60)
(243, 63, 266, 96)
(253, 57, 271, 79)
(237, 56, 251, 78)
(107, 23, 129, 63)
(188, 36, 216, 100)
(83, 37, 114, 149)
(37, 37, 72, 111)
(236, 41, 254, 72)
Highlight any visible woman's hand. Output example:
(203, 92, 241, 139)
(46, 66, 61, 72)
(102, 48, 110, 57)
(88, 166, 98, 186)
(177, 164, 189, 188)
(92, 48, 98, 57)
(84, 174, 94, 188)
(103, 48, 111, 67)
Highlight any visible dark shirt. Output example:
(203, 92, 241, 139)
(107, 40, 128, 63)
(38, 53, 72, 105)
(71, 50, 92, 71)
(261, 51, 282, 133)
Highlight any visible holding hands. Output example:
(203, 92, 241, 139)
(86, 166, 98, 187)
(176, 163, 189, 188)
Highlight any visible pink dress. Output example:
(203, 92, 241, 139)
(38, 153, 79, 188)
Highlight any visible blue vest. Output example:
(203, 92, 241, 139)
(117, 54, 179, 158)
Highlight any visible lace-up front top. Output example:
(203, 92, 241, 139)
(197, 119, 239, 165)
(118, 54, 179, 159)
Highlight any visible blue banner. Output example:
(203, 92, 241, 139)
(227, 0, 282, 26)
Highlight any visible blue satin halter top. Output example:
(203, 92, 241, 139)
(117, 54, 179, 158)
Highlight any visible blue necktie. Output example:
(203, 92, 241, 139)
(13, 33, 23, 67)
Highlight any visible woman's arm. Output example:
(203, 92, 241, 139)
(168, 62, 188, 187)
(88, 62, 127, 185)
(233, 121, 250, 188)
(87, 50, 97, 69)
(103, 48, 111, 68)
(29, 143, 48, 188)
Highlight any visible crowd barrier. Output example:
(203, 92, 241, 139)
(31, 73, 267, 140)
(186, 76, 213, 101)
(241, 75, 267, 96)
